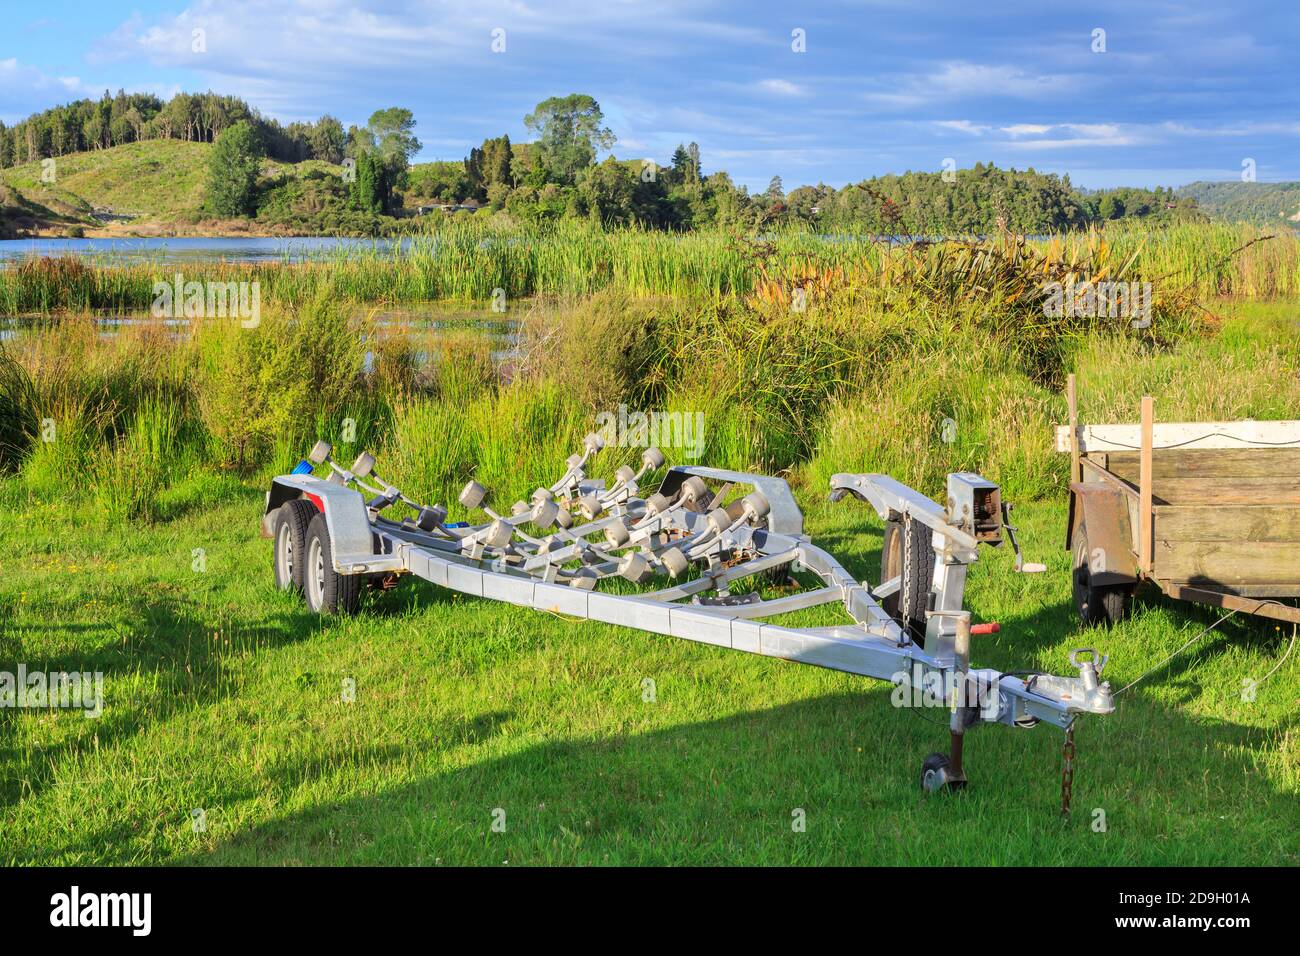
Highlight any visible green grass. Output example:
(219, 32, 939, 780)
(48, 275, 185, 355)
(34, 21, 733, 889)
(0, 477, 1293, 866)
(0, 140, 214, 223)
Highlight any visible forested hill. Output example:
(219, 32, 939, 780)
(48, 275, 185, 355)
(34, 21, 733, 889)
(1177, 181, 1300, 226)
(0, 88, 1218, 237)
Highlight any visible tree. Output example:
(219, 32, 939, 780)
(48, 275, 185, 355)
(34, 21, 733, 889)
(464, 135, 514, 200)
(308, 116, 346, 163)
(578, 158, 637, 226)
(766, 175, 784, 201)
(487, 134, 513, 188)
(207, 121, 264, 217)
(523, 94, 615, 184)
(82, 113, 106, 151)
(670, 145, 691, 182)
(687, 143, 701, 182)
(410, 161, 470, 202)
(350, 150, 384, 214)
(1098, 194, 1125, 220)
(366, 107, 421, 167)
(344, 124, 374, 160)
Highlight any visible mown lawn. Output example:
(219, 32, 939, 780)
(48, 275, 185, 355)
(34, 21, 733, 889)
(0, 474, 1294, 867)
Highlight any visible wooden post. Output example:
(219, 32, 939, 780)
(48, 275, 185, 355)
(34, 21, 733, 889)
(1139, 396, 1154, 575)
(1066, 374, 1080, 483)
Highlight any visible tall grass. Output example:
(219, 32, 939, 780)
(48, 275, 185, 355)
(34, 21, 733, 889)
(3, 221, 1295, 315)
(801, 339, 1065, 501)
(2, 236, 1297, 520)
(93, 395, 189, 521)
(381, 381, 593, 511)
(1072, 300, 1300, 423)
(0, 343, 40, 471)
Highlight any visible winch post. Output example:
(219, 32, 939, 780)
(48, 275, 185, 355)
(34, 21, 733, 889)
(947, 611, 972, 784)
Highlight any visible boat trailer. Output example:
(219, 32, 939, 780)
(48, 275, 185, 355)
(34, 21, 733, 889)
(261, 435, 1114, 796)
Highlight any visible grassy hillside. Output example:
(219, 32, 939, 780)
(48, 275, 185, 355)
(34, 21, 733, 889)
(1179, 180, 1300, 226)
(2, 140, 212, 222)
(0, 141, 346, 236)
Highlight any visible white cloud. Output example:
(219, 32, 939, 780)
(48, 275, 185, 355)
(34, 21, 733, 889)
(0, 59, 99, 121)
(756, 79, 806, 97)
(1001, 124, 1052, 136)
(926, 62, 1081, 99)
(934, 120, 990, 135)
(1160, 120, 1300, 138)
(862, 60, 1083, 113)
(1005, 131, 1138, 150)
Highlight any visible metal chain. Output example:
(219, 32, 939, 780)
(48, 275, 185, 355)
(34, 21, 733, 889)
(901, 512, 913, 628)
(1060, 725, 1076, 818)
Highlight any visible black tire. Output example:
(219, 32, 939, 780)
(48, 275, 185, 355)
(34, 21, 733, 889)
(303, 512, 362, 615)
(1071, 522, 1129, 626)
(881, 516, 934, 643)
(272, 499, 317, 592)
(920, 752, 965, 792)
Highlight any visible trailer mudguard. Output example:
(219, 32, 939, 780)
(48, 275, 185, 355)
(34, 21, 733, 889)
(263, 475, 389, 573)
(1067, 482, 1139, 585)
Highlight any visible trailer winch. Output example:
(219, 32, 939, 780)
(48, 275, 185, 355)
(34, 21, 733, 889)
(262, 436, 1114, 796)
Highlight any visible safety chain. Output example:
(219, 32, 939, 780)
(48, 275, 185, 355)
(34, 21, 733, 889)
(901, 512, 914, 629)
(1060, 724, 1076, 818)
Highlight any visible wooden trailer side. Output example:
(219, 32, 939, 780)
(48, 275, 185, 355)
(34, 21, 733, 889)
(1057, 401, 1300, 615)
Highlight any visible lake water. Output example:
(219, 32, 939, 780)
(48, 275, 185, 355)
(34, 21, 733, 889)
(0, 236, 413, 265)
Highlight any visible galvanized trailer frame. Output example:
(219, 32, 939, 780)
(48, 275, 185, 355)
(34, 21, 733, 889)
(263, 436, 1115, 793)
(1058, 375, 1300, 627)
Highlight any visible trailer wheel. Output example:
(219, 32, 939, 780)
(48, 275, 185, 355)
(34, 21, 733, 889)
(882, 516, 934, 643)
(920, 752, 965, 793)
(272, 499, 317, 592)
(1072, 523, 1128, 626)
(303, 513, 361, 615)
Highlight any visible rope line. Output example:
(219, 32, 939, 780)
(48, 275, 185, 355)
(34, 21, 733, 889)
(1086, 430, 1300, 451)
(1114, 610, 1237, 697)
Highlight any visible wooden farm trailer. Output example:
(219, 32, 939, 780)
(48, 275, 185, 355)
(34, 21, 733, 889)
(1057, 376, 1300, 627)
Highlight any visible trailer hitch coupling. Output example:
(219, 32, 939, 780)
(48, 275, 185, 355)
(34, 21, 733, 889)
(1026, 648, 1114, 715)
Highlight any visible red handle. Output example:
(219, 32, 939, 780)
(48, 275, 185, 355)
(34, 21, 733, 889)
(971, 622, 1001, 635)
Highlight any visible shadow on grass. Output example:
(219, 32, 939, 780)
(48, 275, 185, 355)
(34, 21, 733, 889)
(165, 677, 1297, 866)
(0, 588, 333, 808)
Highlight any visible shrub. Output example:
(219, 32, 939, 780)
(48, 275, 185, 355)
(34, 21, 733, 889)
(196, 297, 364, 469)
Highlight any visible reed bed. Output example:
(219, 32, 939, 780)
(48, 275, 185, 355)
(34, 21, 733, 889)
(3, 221, 1294, 316)
(2, 292, 1295, 518)
(1, 219, 1296, 518)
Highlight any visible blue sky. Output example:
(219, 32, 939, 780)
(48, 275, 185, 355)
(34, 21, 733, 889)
(2, 1, 1297, 191)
